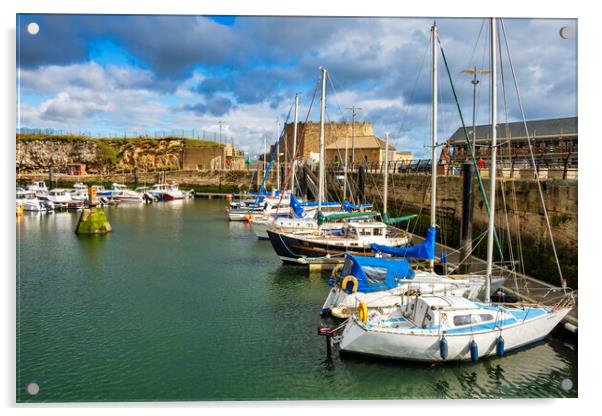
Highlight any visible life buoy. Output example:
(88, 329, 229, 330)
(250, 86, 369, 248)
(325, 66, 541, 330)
(358, 302, 368, 325)
(341, 275, 359, 293)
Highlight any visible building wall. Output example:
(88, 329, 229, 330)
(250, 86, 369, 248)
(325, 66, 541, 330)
(325, 148, 384, 165)
(181, 147, 225, 170)
(282, 121, 374, 161)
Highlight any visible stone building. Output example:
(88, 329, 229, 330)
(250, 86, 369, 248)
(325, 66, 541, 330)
(278, 121, 374, 162)
(324, 135, 396, 165)
(394, 151, 413, 163)
(181, 144, 245, 171)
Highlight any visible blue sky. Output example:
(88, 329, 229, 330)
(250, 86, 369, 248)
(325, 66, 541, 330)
(16, 15, 577, 158)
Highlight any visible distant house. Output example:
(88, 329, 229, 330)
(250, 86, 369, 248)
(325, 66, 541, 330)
(325, 135, 396, 165)
(67, 163, 86, 176)
(394, 151, 413, 163)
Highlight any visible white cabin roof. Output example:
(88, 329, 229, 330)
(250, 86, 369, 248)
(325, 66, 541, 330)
(417, 295, 477, 310)
(347, 221, 386, 229)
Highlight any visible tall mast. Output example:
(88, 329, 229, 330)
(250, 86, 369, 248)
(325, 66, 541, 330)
(485, 18, 498, 302)
(263, 134, 267, 189)
(318, 67, 327, 211)
(430, 22, 438, 271)
(383, 132, 389, 215)
(276, 119, 281, 191)
(343, 134, 348, 201)
(291, 94, 299, 197)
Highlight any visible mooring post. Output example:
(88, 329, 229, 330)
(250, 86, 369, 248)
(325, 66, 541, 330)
(133, 167, 139, 189)
(358, 165, 365, 204)
(48, 162, 54, 190)
(459, 162, 474, 274)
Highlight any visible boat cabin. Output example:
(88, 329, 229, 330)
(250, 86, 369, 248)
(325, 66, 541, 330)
(345, 222, 388, 242)
(405, 295, 492, 330)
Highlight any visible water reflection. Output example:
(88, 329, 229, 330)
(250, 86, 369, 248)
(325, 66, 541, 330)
(16, 199, 577, 401)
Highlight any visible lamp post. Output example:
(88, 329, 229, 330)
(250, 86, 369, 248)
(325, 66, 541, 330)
(462, 67, 491, 158)
(345, 105, 362, 168)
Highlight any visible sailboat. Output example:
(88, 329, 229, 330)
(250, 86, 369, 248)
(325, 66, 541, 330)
(266, 68, 411, 262)
(321, 227, 505, 318)
(335, 20, 574, 362)
(321, 24, 503, 318)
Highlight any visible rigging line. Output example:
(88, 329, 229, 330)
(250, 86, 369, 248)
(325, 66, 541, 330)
(394, 35, 430, 139)
(273, 81, 320, 219)
(326, 72, 346, 118)
(256, 101, 295, 195)
(499, 18, 564, 286)
(497, 28, 522, 295)
(323, 110, 344, 203)
(436, 33, 505, 262)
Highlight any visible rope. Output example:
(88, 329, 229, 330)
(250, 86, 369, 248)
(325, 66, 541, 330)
(437, 33, 505, 262)
(499, 19, 564, 286)
(271, 78, 320, 221)
(257, 102, 295, 195)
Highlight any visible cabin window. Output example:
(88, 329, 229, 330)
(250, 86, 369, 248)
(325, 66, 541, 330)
(373, 228, 382, 236)
(359, 228, 372, 236)
(453, 314, 494, 326)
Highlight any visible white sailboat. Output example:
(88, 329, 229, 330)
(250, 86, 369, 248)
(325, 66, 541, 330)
(266, 68, 410, 261)
(336, 20, 574, 362)
(321, 27, 501, 317)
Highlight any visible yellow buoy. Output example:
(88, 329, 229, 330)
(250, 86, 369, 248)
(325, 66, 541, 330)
(16, 204, 24, 217)
(341, 275, 358, 293)
(358, 302, 368, 325)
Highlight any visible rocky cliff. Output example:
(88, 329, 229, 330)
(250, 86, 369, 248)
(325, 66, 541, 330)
(16, 135, 221, 173)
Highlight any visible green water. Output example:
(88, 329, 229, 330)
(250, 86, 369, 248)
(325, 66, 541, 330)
(16, 199, 577, 402)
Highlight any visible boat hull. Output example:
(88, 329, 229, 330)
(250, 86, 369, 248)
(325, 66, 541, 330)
(267, 229, 385, 262)
(339, 307, 570, 362)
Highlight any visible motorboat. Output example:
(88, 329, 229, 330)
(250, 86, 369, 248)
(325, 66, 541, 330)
(16, 188, 50, 212)
(44, 188, 84, 210)
(110, 183, 143, 203)
(149, 183, 184, 201)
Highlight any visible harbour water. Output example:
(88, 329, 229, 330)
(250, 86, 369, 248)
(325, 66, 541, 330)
(16, 198, 577, 401)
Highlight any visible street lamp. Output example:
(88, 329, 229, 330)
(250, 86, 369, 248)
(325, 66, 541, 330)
(462, 67, 490, 158)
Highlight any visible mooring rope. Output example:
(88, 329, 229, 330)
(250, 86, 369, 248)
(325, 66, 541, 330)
(499, 19, 565, 287)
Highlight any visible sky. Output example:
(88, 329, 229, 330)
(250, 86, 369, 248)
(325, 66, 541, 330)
(16, 14, 577, 159)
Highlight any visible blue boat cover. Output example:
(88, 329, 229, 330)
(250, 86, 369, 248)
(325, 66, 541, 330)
(371, 226, 437, 260)
(343, 200, 373, 212)
(290, 194, 339, 218)
(340, 255, 414, 293)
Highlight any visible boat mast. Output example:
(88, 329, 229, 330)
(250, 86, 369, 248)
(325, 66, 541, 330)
(318, 67, 327, 211)
(430, 22, 438, 271)
(343, 134, 348, 201)
(485, 18, 498, 302)
(291, 93, 299, 197)
(383, 132, 389, 215)
(276, 119, 281, 191)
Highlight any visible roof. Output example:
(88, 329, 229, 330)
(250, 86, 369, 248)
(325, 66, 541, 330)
(418, 295, 477, 309)
(347, 221, 387, 229)
(325, 135, 396, 151)
(448, 116, 577, 143)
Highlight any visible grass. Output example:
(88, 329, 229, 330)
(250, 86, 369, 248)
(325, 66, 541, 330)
(17, 134, 223, 149)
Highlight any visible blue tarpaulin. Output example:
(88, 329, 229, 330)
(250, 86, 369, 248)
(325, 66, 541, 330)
(289, 194, 339, 218)
(371, 226, 437, 260)
(339, 255, 414, 293)
(343, 200, 373, 212)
